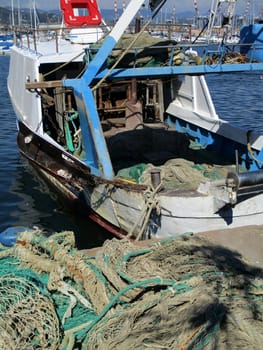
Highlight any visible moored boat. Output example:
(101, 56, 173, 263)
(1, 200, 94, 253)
(7, 0, 263, 240)
(240, 22, 263, 62)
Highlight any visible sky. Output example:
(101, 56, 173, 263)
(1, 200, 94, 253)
(6, 1, 263, 16)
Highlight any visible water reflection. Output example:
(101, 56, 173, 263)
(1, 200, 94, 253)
(6, 155, 112, 249)
(206, 72, 263, 133)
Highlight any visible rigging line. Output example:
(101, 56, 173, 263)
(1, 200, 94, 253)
(91, 17, 154, 92)
(43, 50, 85, 78)
(90, 0, 170, 92)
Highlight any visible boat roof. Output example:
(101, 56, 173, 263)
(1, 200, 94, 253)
(38, 40, 85, 64)
(14, 38, 85, 64)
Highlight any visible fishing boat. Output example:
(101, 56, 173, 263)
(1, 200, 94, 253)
(7, 0, 263, 240)
(240, 22, 263, 62)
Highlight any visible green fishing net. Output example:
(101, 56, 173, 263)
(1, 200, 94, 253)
(0, 229, 262, 349)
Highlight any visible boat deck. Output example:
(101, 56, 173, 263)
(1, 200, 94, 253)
(16, 38, 85, 64)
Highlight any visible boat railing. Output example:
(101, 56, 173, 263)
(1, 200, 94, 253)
(85, 41, 263, 69)
(12, 24, 263, 74)
(12, 25, 110, 55)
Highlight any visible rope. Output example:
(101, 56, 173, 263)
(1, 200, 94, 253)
(127, 182, 162, 240)
(81, 277, 178, 348)
(246, 130, 263, 165)
(43, 50, 85, 79)
(247, 142, 263, 165)
(91, 17, 154, 92)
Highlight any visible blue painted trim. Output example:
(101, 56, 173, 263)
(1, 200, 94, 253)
(63, 79, 114, 178)
(92, 62, 263, 80)
(166, 115, 214, 148)
(83, 36, 117, 85)
(168, 115, 263, 172)
(240, 24, 263, 62)
(81, 0, 166, 86)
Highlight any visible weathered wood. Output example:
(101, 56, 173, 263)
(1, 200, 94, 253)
(26, 80, 63, 89)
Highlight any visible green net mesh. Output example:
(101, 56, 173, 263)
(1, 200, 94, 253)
(0, 229, 262, 349)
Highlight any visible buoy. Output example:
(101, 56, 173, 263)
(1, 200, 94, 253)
(60, 0, 102, 27)
(0, 226, 28, 247)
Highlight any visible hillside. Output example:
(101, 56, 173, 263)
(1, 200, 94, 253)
(0, 6, 194, 28)
(0, 7, 61, 27)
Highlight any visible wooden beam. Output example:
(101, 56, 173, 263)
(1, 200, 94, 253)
(25, 80, 63, 89)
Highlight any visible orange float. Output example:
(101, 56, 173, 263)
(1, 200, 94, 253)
(60, 0, 102, 27)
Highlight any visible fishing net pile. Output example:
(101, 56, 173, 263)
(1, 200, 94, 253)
(90, 32, 202, 68)
(0, 229, 262, 349)
(117, 158, 231, 190)
(91, 32, 248, 69)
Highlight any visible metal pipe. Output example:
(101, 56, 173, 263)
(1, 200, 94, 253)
(227, 170, 263, 189)
(150, 168, 161, 188)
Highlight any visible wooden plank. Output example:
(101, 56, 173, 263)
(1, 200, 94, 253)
(26, 80, 63, 89)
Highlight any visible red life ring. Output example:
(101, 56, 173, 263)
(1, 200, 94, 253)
(60, 0, 102, 27)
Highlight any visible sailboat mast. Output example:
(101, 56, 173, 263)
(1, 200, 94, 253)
(11, 0, 15, 27)
(17, 0, 21, 27)
(32, 0, 37, 29)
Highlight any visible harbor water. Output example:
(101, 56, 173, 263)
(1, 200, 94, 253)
(1, 55, 263, 247)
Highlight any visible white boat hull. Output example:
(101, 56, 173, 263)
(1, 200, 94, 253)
(88, 182, 263, 239)
(29, 156, 263, 239)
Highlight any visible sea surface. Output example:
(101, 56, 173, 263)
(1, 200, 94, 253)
(1, 55, 263, 248)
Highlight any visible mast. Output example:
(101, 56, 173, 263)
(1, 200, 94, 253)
(206, 0, 237, 42)
(32, 0, 37, 29)
(17, 0, 21, 27)
(122, 1, 126, 13)
(193, 0, 199, 18)
(114, 0, 118, 21)
(193, 0, 199, 27)
(171, 6, 176, 23)
(11, 0, 15, 28)
(243, 0, 251, 24)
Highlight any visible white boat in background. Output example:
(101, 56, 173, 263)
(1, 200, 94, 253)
(7, 0, 263, 240)
(67, 27, 105, 44)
